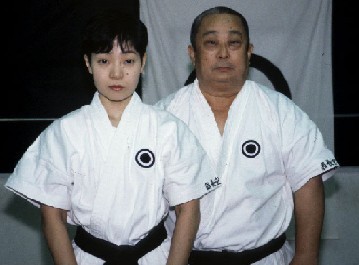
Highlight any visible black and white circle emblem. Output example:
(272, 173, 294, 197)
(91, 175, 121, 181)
(135, 149, 155, 168)
(242, 140, 260, 158)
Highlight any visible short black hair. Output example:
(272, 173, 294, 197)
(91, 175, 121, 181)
(82, 9, 148, 61)
(190, 6, 250, 51)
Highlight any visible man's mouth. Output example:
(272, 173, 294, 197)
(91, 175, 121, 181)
(215, 66, 233, 72)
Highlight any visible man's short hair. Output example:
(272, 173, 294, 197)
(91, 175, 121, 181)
(190, 6, 250, 51)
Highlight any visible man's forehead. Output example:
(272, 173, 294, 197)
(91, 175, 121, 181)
(201, 14, 242, 28)
(199, 15, 243, 36)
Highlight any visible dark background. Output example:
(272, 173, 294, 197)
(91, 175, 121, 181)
(332, 1, 358, 166)
(1, 0, 357, 173)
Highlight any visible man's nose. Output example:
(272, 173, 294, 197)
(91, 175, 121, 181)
(218, 44, 229, 59)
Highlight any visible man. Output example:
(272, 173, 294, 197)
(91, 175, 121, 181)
(156, 6, 339, 265)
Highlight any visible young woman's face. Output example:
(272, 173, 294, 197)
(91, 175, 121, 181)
(84, 39, 146, 105)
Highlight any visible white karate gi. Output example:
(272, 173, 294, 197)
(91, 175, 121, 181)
(5, 92, 219, 265)
(156, 79, 339, 264)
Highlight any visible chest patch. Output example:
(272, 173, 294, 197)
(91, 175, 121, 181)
(135, 149, 155, 168)
(242, 140, 261, 158)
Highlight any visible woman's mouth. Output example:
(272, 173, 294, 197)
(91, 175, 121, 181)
(109, 85, 124, 91)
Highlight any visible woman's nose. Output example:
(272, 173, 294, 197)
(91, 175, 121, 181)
(110, 62, 124, 79)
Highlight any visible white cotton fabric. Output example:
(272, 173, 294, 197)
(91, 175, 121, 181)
(139, 0, 334, 151)
(156, 80, 338, 264)
(5, 92, 218, 265)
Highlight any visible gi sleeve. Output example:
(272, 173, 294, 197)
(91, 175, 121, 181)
(159, 117, 218, 206)
(5, 119, 74, 209)
(279, 96, 339, 192)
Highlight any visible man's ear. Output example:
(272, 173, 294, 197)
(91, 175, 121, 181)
(247, 43, 254, 62)
(188, 45, 196, 66)
(84, 55, 93, 74)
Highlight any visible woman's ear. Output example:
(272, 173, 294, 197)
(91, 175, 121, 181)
(84, 55, 93, 74)
(141, 53, 147, 73)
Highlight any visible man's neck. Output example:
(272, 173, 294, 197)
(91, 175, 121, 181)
(202, 90, 237, 110)
(201, 89, 239, 135)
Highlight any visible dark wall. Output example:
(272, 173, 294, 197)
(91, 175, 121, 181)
(1, 1, 357, 173)
(332, 1, 358, 166)
(5, 0, 139, 118)
(2, 0, 139, 173)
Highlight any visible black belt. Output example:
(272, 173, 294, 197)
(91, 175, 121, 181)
(74, 219, 167, 265)
(188, 233, 286, 265)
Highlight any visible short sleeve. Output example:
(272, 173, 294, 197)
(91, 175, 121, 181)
(280, 98, 339, 192)
(5, 120, 73, 209)
(159, 117, 219, 206)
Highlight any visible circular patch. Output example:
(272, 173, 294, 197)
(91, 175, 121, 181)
(242, 140, 260, 158)
(135, 149, 155, 168)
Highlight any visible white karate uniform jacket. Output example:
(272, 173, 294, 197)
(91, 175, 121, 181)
(156, 80, 339, 264)
(5, 92, 218, 265)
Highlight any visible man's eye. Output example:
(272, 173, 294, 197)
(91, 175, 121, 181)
(229, 40, 241, 46)
(205, 40, 217, 46)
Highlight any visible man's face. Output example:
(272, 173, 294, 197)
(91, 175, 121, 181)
(189, 13, 252, 93)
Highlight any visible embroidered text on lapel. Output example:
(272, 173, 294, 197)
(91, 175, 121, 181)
(135, 149, 155, 168)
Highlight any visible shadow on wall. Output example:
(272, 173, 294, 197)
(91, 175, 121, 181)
(1, 185, 75, 264)
(1, 193, 52, 264)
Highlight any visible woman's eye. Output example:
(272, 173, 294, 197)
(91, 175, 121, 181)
(97, 59, 108, 64)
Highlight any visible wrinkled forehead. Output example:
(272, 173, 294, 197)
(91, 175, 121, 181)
(198, 13, 245, 37)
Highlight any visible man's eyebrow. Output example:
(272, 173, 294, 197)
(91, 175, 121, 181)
(202, 30, 243, 37)
(228, 30, 243, 36)
(202, 30, 217, 37)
